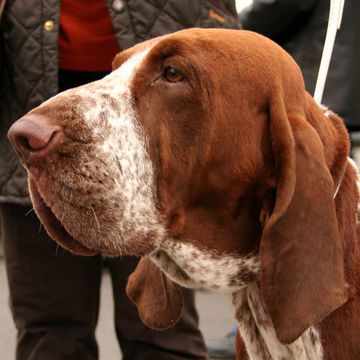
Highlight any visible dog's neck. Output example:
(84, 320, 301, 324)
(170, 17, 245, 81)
(151, 240, 325, 360)
(149, 157, 360, 360)
(151, 239, 260, 293)
(232, 283, 324, 360)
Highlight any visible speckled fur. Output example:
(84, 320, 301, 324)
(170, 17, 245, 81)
(233, 284, 324, 360)
(151, 240, 260, 292)
(150, 239, 325, 359)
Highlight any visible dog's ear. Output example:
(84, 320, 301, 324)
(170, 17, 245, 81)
(126, 257, 184, 330)
(260, 93, 349, 344)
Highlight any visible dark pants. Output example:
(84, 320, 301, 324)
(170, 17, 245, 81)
(1, 69, 208, 360)
(1, 204, 207, 360)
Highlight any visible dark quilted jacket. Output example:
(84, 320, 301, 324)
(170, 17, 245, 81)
(239, 0, 360, 130)
(0, 0, 239, 204)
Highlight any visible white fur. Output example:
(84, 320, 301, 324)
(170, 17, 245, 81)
(151, 239, 260, 293)
(89, 47, 167, 250)
(233, 284, 324, 360)
(320, 104, 334, 118)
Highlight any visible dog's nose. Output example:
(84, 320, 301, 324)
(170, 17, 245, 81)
(8, 114, 62, 164)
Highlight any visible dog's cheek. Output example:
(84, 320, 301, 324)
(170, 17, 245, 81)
(86, 115, 166, 255)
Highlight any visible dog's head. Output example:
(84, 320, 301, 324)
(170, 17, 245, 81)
(8, 29, 349, 343)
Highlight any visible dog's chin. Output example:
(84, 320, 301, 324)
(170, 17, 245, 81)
(28, 177, 98, 256)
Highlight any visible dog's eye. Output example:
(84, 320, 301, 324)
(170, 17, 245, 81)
(164, 66, 183, 83)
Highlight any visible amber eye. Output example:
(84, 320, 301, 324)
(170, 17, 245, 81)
(164, 65, 183, 83)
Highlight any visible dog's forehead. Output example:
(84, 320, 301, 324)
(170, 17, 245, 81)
(78, 45, 155, 128)
(104, 44, 154, 88)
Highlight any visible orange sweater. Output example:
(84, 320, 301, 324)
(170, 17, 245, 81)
(59, 0, 120, 71)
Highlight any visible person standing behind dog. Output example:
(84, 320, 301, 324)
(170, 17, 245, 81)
(239, 0, 360, 132)
(0, 1, 239, 359)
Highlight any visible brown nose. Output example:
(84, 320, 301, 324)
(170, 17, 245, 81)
(8, 114, 62, 164)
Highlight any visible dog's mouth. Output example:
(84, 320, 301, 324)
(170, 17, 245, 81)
(28, 176, 98, 256)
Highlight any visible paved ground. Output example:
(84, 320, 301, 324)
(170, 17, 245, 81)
(0, 258, 234, 360)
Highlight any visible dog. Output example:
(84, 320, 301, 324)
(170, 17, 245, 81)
(8, 29, 360, 359)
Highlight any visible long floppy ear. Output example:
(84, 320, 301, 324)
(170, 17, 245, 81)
(126, 257, 184, 330)
(260, 93, 349, 344)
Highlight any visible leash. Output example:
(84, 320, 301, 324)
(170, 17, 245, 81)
(314, 0, 345, 104)
(313, 0, 346, 198)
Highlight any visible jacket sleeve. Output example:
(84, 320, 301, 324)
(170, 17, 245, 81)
(239, 0, 318, 39)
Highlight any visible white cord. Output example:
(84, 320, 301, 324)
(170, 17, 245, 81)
(313, 0, 345, 104)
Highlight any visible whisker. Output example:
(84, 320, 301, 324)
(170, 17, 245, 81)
(55, 244, 61, 257)
(115, 154, 123, 173)
(90, 205, 102, 237)
(25, 207, 35, 216)
(60, 211, 66, 226)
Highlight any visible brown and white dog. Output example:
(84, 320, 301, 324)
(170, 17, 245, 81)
(8, 29, 360, 359)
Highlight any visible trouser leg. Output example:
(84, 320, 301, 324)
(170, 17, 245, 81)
(1, 203, 102, 360)
(106, 256, 209, 360)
